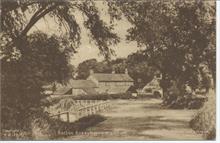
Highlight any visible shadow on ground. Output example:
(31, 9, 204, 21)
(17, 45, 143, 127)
(60, 99, 203, 140)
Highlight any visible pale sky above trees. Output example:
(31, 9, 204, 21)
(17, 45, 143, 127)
(28, 1, 141, 66)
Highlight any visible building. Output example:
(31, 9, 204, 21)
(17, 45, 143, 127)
(44, 79, 98, 97)
(142, 73, 163, 97)
(87, 69, 134, 94)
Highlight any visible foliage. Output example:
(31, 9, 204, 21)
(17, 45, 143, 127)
(190, 90, 216, 140)
(47, 93, 134, 103)
(30, 114, 106, 139)
(1, 112, 106, 140)
(77, 55, 155, 87)
(1, 32, 75, 130)
(47, 92, 164, 102)
(126, 52, 155, 87)
(77, 59, 112, 79)
(1, 0, 120, 130)
(110, 0, 216, 108)
(1, 0, 119, 59)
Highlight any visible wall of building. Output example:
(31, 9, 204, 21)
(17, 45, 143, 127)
(72, 88, 87, 96)
(96, 81, 133, 94)
(87, 76, 99, 85)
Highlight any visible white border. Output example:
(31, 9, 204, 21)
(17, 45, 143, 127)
(0, 1, 219, 143)
(215, 1, 220, 142)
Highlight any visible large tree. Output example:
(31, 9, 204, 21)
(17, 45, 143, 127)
(111, 0, 215, 107)
(1, 0, 120, 60)
(1, 32, 75, 129)
(1, 0, 120, 129)
(126, 51, 155, 87)
(76, 59, 112, 79)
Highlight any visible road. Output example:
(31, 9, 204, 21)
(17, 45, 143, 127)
(60, 99, 204, 140)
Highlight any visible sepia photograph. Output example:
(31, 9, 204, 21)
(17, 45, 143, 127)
(0, 0, 217, 141)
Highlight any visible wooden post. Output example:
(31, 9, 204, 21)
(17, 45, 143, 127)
(90, 107, 93, 115)
(97, 105, 99, 111)
(92, 107, 95, 114)
(67, 112, 70, 123)
(85, 108, 87, 116)
(98, 104, 100, 111)
(89, 108, 92, 115)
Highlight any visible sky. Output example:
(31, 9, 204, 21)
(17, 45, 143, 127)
(28, 1, 140, 66)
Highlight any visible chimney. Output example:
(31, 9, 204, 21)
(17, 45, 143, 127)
(125, 68, 128, 74)
(89, 69, 94, 75)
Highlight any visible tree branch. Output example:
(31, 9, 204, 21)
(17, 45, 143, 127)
(19, 3, 59, 38)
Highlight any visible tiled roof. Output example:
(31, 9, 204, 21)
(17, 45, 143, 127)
(51, 79, 97, 95)
(91, 73, 134, 82)
(53, 87, 71, 95)
(67, 79, 97, 89)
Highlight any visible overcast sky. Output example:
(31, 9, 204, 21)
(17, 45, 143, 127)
(28, 1, 140, 66)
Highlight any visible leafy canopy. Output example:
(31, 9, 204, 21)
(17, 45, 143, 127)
(1, 0, 120, 60)
(111, 0, 215, 90)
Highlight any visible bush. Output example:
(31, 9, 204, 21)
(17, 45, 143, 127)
(1, 112, 106, 140)
(48, 93, 135, 102)
(190, 90, 216, 140)
(137, 93, 161, 99)
(162, 87, 206, 109)
(32, 115, 105, 140)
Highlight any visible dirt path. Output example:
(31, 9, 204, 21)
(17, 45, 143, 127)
(61, 99, 204, 140)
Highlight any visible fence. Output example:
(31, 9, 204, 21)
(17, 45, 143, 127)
(73, 100, 105, 106)
(49, 100, 111, 122)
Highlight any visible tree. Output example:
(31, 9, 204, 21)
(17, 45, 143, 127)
(1, 0, 120, 129)
(77, 59, 112, 79)
(112, 1, 215, 107)
(110, 54, 155, 87)
(76, 55, 155, 89)
(77, 59, 98, 79)
(1, 31, 75, 129)
(111, 58, 126, 73)
(126, 51, 155, 87)
(1, 0, 119, 60)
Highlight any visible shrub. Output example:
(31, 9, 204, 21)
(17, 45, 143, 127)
(137, 93, 161, 99)
(1, 112, 106, 140)
(162, 87, 206, 109)
(48, 114, 106, 139)
(48, 93, 135, 101)
(190, 90, 216, 140)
